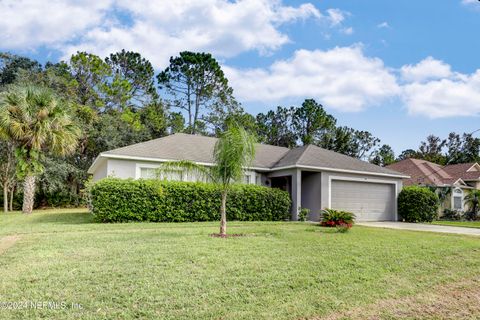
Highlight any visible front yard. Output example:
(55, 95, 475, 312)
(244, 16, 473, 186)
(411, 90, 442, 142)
(1, 209, 480, 319)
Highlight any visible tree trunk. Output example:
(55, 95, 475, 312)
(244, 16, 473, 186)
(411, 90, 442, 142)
(22, 175, 36, 214)
(3, 184, 8, 213)
(219, 190, 227, 236)
(9, 188, 13, 212)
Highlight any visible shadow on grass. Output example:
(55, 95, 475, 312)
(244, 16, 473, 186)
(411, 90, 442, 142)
(304, 225, 345, 234)
(30, 211, 94, 225)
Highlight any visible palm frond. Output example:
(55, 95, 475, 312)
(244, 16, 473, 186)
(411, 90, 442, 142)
(155, 160, 214, 182)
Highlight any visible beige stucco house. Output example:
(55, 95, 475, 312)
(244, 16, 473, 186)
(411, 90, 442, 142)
(387, 159, 480, 212)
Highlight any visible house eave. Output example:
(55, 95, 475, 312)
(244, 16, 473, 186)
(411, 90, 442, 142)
(88, 153, 409, 179)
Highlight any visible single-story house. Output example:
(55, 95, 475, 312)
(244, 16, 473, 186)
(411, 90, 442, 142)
(88, 133, 408, 221)
(386, 158, 478, 212)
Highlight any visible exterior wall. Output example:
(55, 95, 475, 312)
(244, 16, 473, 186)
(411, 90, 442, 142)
(107, 159, 137, 179)
(266, 168, 301, 220)
(301, 171, 322, 221)
(320, 170, 403, 221)
(92, 158, 262, 185)
(92, 160, 108, 182)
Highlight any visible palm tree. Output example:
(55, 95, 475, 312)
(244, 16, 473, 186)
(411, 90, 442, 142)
(0, 85, 80, 214)
(464, 189, 480, 220)
(157, 125, 256, 236)
(213, 125, 256, 235)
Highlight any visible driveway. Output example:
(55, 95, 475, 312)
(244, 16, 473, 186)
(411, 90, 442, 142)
(357, 221, 480, 236)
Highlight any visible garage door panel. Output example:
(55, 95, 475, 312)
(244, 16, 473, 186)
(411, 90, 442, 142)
(331, 180, 395, 221)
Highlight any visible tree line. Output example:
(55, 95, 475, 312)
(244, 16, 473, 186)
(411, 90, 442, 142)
(0, 50, 478, 212)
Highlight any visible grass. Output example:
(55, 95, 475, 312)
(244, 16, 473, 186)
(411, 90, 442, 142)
(432, 220, 480, 229)
(0, 209, 480, 319)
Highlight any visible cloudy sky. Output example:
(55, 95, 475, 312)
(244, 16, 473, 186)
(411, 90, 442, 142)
(1, 0, 479, 152)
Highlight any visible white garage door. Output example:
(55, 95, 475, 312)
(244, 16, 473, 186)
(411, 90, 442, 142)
(331, 180, 395, 221)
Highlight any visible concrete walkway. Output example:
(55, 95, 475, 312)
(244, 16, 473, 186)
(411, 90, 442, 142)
(357, 221, 480, 237)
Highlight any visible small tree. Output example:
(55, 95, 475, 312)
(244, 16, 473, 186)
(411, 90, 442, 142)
(464, 189, 480, 220)
(0, 85, 81, 213)
(157, 125, 256, 236)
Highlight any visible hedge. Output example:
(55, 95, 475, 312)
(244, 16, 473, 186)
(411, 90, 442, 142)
(398, 186, 439, 222)
(88, 178, 292, 222)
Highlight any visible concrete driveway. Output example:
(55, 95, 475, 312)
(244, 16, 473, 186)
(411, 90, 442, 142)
(357, 221, 480, 237)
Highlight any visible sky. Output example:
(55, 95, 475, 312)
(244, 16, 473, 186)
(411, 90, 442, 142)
(0, 0, 479, 153)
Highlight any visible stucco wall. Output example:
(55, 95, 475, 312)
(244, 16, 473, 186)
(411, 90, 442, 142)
(92, 160, 108, 182)
(301, 171, 322, 221)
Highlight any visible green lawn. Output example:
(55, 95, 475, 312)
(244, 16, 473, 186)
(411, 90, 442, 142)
(1, 209, 480, 319)
(432, 220, 480, 229)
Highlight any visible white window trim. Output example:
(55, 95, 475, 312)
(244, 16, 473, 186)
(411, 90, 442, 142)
(451, 187, 464, 211)
(327, 175, 399, 221)
(135, 163, 161, 179)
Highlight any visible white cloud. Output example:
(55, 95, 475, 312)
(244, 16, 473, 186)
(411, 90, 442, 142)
(326, 8, 346, 26)
(0, 0, 112, 50)
(377, 21, 390, 29)
(224, 45, 400, 112)
(0, 0, 349, 69)
(402, 69, 480, 118)
(400, 56, 453, 83)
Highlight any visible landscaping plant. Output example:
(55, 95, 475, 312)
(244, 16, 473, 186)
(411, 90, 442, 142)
(398, 186, 439, 222)
(464, 189, 480, 220)
(89, 178, 291, 223)
(298, 207, 310, 221)
(152, 124, 256, 236)
(320, 208, 355, 230)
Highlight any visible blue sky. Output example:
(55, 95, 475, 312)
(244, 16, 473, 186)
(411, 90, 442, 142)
(1, 0, 479, 153)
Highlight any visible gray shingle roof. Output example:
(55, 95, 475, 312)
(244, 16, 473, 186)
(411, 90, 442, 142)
(103, 133, 290, 169)
(99, 133, 406, 177)
(273, 144, 404, 176)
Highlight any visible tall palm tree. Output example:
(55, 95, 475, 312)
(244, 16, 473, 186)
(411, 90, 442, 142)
(157, 125, 256, 236)
(0, 85, 80, 214)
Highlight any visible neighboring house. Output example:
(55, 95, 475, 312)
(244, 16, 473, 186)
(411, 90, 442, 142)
(386, 158, 479, 212)
(88, 133, 407, 221)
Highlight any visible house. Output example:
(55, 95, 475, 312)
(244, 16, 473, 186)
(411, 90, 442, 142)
(386, 158, 479, 212)
(88, 133, 407, 221)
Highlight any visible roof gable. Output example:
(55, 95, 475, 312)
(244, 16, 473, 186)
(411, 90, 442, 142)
(443, 162, 480, 181)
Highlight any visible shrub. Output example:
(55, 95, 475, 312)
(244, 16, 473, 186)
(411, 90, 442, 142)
(441, 208, 464, 221)
(88, 178, 291, 223)
(320, 208, 355, 229)
(398, 186, 439, 222)
(298, 207, 310, 222)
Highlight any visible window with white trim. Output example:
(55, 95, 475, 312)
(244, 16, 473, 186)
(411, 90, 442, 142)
(140, 167, 157, 179)
(244, 175, 251, 184)
(139, 167, 183, 181)
(452, 188, 463, 210)
(453, 196, 462, 210)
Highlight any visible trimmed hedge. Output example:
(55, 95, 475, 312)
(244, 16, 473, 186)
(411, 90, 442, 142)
(398, 186, 439, 222)
(88, 178, 292, 222)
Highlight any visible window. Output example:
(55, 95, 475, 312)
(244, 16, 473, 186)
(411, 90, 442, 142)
(139, 167, 183, 181)
(255, 175, 261, 185)
(140, 167, 157, 179)
(244, 175, 251, 184)
(453, 196, 462, 210)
